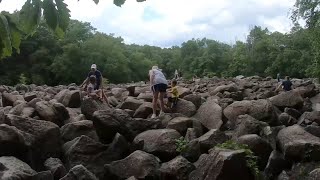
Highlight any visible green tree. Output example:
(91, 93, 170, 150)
(0, 0, 146, 59)
(291, 0, 320, 79)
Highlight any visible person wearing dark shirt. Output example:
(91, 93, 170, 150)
(81, 64, 102, 90)
(275, 76, 293, 92)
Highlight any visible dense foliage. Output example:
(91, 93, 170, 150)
(0, 19, 317, 86)
(0, 0, 145, 58)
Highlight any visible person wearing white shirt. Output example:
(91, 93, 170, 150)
(149, 65, 168, 118)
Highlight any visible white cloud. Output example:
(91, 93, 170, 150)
(0, 0, 296, 47)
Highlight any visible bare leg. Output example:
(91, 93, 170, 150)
(152, 91, 159, 115)
(102, 90, 111, 106)
(159, 92, 166, 112)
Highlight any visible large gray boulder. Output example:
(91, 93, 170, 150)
(60, 165, 98, 180)
(193, 99, 223, 130)
(133, 102, 153, 119)
(119, 97, 144, 111)
(269, 91, 304, 109)
(133, 129, 181, 161)
(232, 114, 269, 138)
(223, 99, 277, 125)
(159, 156, 195, 180)
(35, 101, 69, 127)
(196, 129, 228, 153)
(62, 90, 81, 108)
(63, 135, 117, 179)
(93, 109, 163, 143)
(92, 109, 132, 143)
(166, 117, 194, 136)
(209, 83, 239, 96)
(183, 94, 202, 109)
(60, 120, 99, 142)
(298, 111, 320, 125)
(308, 168, 320, 180)
(5, 114, 61, 171)
(2, 92, 18, 107)
(137, 92, 153, 102)
(237, 134, 273, 170)
(104, 150, 160, 179)
(0, 124, 29, 162)
(189, 147, 255, 180)
(277, 125, 320, 161)
(44, 157, 67, 180)
(81, 98, 110, 120)
(177, 86, 191, 98)
(0, 156, 37, 179)
(24, 92, 37, 102)
(173, 99, 197, 117)
(264, 151, 291, 180)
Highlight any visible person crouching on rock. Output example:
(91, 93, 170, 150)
(87, 75, 110, 105)
(167, 79, 179, 108)
(149, 65, 168, 118)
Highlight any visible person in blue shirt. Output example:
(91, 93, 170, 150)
(275, 76, 293, 92)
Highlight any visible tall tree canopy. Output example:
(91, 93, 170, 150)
(0, 0, 146, 58)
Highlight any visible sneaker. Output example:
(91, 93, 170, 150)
(151, 114, 157, 118)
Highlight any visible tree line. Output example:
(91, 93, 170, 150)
(0, 18, 318, 86)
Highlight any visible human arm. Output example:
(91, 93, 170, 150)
(149, 70, 155, 86)
(80, 77, 89, 88)
(100, 74, 104, 90)
(275, 83, 282, 92)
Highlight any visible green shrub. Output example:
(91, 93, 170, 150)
(175, 137, 188, 153)
(19, 73, 28, 85)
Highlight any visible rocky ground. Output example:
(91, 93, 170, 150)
(0, 76, 320, 180)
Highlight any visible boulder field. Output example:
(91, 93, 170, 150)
(0, 76, 319, 180)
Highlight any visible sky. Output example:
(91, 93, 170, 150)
(0, 0, 296, 47)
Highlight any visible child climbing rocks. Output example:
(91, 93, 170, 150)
(167, 79, 179, 108)
(87, 75, 110, 106)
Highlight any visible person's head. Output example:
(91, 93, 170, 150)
(89, 75, 96, 84)
(171, 79, 177, 87)
(285, 76, 290, 80)
(152, 65, 159, 70)
(91, 64, 97, 72)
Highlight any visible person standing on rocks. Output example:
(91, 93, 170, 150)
(277, 73, 281, 82)
(174, 69, 179, 79)
(275, 76, 293, 92)
(149, 65, 168, 118)
(167, 79, 179, 108)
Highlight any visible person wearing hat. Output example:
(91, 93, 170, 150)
(81, 64, 102, 90)
(149, 65, 168, 118)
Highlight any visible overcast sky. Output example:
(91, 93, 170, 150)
(0, 0, 296, 47)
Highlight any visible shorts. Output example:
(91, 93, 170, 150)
(151, 83, 167, 93)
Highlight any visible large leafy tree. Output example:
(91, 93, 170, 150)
(291, 0, 320, 79)
(0, 0, 146, 58)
